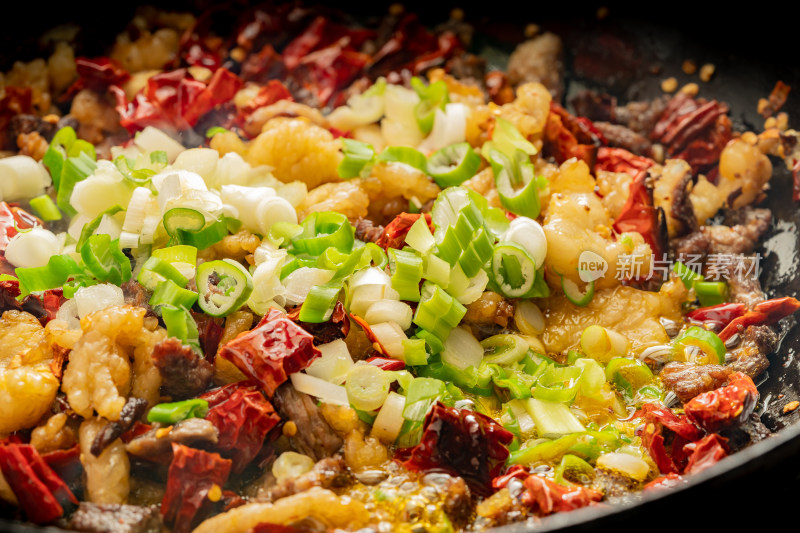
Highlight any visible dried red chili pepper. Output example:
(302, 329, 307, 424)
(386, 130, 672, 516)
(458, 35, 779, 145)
(111, 67, 242, 133)
(612, 171, 667, 259)
(0, 279, 64, 325)
(219, 308, 320, 396)
(718, 296, 800, 342)
(520, 474, 603, 515)
(63, 57, 130, 99)
(595, 146, 655, 177)
(0, 201, 37, 253)
(376, 213, 434, 251)
(282, 16, 374, 71)
(543, 103, 604, 167)
(686, 302, 747, 332)
(193, 312, 225, 363)
(684, 372, 758, 433)
(396, 402, 513, 496)
(0, 86, 33, 149)
(643, 472, 684, 491)
(638, 403, 703, 474)
(349, 313, 387, 355)
(366, 356, 406, 372)
(760, 80, 791, 118)
(792, 159, 800, 203)
(42, 444, 82, 497)
(0, 443, 77, 524)
(291, 41, 371, 107)
(161, 443, 232, 533)
(235, 80, 293, 131)
(683, 433, 728, 475)
(286, 300, 350, 345)
(491, 464, 529, 490)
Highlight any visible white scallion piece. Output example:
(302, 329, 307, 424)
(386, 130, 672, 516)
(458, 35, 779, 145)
(0, 155, 51, 201)
(371, 391, 406, 444)
(441, 325, 483, 370)
(4, 227, 61, 268)
(305, 339, 354, 384)
(290, 372, 349, 406)
(282, 267, 335, 306)
(133, 126, 185, 163)
(370, 322, 407, 359)
(364, 300, 413, 331)
(501, 216, 548, 269)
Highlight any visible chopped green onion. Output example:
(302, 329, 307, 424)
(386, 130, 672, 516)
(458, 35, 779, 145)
(426, 142, 481, 187)
(491, 242, 537, 298)
(554, 454, 595, 486)
(488, 148, 543, 219)
(376, 146, 428, 172)
(533, 365, 584, 404)
(269, 221, 303, 247)
(412, 281, 467, 343)
(152, 245, 198, 265)
(389, 248, 423, 302)
(487, 117, 537, 158)
(694, 281, 728, 307)
(561, 275, 595, 307)
(405, 216, 436, 256)
(524, 397, 586, 439)
(77, 205, 124, 251)
(672, 326, 725, 365)
(338, 139, 376, 179)
(80, 234, 131, 285)
(205, 126, 231, 138)
(509, 430, 621, 466)
(137, 256, 190, 290)
(150, 150, 168, 166)
(414, 328, 444, 355)
(195, 259, 253, 317)
(175, 218, 229, 249)
(57, 152, 97, 217)
(486, 364, 536, 399)
(673, 260, 703, 289)
(149, 279, 199, 311)
(481, 334, 529, 366)
(411, 77, 449, 135)
(402, 338, 428, 366)
(346, 364, 392, 412)
(161, 304, 200, 350)
(163, 208, 206, 238)
(29, 195, 61, 221)
(114, 155, 156, 185)
(604, 357, 654, 397)
(15, 254, 85, 298)
(293, 212, 355, 256)
(402, 377, 446, 421)
(146, 399, 209, 424)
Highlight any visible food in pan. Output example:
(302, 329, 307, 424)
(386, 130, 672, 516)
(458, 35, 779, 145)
(0, 4, 799, 532)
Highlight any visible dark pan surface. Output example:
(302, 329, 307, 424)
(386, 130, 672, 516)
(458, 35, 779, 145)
(1, 3, 799, 531)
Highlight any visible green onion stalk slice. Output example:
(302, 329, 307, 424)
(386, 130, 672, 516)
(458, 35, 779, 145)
(163, 207, 206, 237)
(15, 254, 85, 298)
(426, 142, 481, 187)
(195, 259, 254, 317)
(533, 365, 584, 404)
(554, 454, 596, 486)
(604, 357, 654, 397)
(147, 398, 209, 424)
(411, 77, 449, 135)
(161, 304, 201, 350)
(137, 256, 190, 291)
(376, 146, 428, 172)
(29, 195, 61, 221)
(412, 281, 467, 343)
(337, 139, 376, 179)
(561, 274, 595, 307)
(389, 248, 424, 302)
(672, 325, 726, 365)
(293, 211, 355, 256)
(175, 218, 229, 249)
(491, 242, 537, 298)
(80, 234, 131, 285)
(694, 281, 728, 307)
(480, 334, 528, 366)
(346, 364, 393, 412)
(673, 260, 703, 289)
(149, 278, 199, 311)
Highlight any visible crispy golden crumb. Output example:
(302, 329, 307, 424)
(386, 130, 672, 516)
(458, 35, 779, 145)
(450, 7, 464, 20)
(283, 421, 298, 437)
(758, 98, 769, 115)
(699, 63, 715, 82)
(777, 112, 789, 131)
(207, 484, 222, 502)
(764, 117, 777, 130)
(682, 60, 697, 75)
(230, 47, 246, 63)
(679, 82, 699, 97)
(661, 77, 678, 93)
(525, 23, 540, 38)
(783, 401, 799, 414)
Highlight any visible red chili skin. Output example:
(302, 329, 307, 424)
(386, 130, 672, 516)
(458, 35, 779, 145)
(643, 472, 684, 491)
(376, 213, 434, 251)
(718, 296, 800, 342)
(595, 146, 655, 176)
(0, 201, 38, 253)
(684, 372, 758, 433)
(792, 159, 800, 202)
(637, 403, 703, 474)
(201, 381, 281, 473)
(366, 356, 406, 372)
(219, 308, 320, 397)
(0, 279, 64, 325)
(491, 464, 528, 490)
(683, 433, 729, 475)
(287, 301, 350, 345)
(520, 475, 603, 515)
(0, 443, 77, 524)
(161, 443, 232, 533)
(612, 170, 665, 259)
(349, 313, 387, 355)
(62, 57, 130, 99)
(235, 80, 293, 135)
(396, 402, 514, 496)
(686, 302, 747, 331)
(543, 103, 600, 167)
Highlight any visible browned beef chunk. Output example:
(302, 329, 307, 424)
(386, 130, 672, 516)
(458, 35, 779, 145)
(272, 383, 343, 461)
(671, 207, 772, 260)
(120, 280, 152, 310)
(475, 487, 527, 529)
(728, 325, 778, 378)
(126, 418, 219, 459)
(593, 122, 652, 156)
(152, 338, 214, 399)
(353, 218, 384, 244)
(91, 397, 148, 456)
(659, 362, 733, 403)
(260, 455, 352, 502)
(67, 502, 161, 533)
(712, 252, 766, 309)
(439, 475, 472, 528)
(463, 291, 514, 339)
(570, 90, 669, 137)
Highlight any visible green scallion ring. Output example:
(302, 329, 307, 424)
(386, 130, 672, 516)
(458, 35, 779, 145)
(491, 242, 536, 298)
(427, 142, 481, 188)
(195, 259, 254, 317)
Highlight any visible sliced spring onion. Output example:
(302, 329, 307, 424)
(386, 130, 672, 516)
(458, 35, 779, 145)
(595, 452, 650, 482)
(423, 254, 450, 288)
(555, 454, 596, 486)
(501, 216, 547, 269)
(405, 216, 436, 256)
(426, 142, 481, 187)
(673, 260, 702, 289)
(269, 221, 303, 247)
(345, 363, 392, 411)
(161, 304, 200, 349)
(604, 357, 654, 397)
(370, 322, 408, 359)
(376, 146, 428, 172)
(305, 339, 354, 384)
(152, 245, 198, 265)
(137, 256, 190, 290)
(338, 139, 376, 179)
(533, 366, 584, 404)
(388, 248, 423, 302)
(515, 300, 545, 336)
(80, 234, 131, 285)
(489, 117, 537, 157)
(672, 326, 726, 365)
(491, 242, 537, 298)
(481, 334, 528, 366)
(76, 205, 124, 251)
(371, 391, 406, 444)
(402, 338, 428, 366)
(149, 278, 199, 311)
(365, 300, 413, 331)
(411, 77, 449, 135)
(29, 195, 61, 221)
(195, 259, 254, 317)
(524, 398, 586, 439)
(57, 152, 97, 217)
(73, 283, 125, 319)
(293, 211, 355, 256)
(163, 207, 206, 237)
(441, 325, 483, 371)
(403, 377, 446, 421)
(447, 264, 489, 305)
(561, 275, 595, 307)
(694, 281, 728, 307)
(290, 372, 349, 406)
(147, 399, 208, 424)
(175, 218, 229, 249)
(412, 281, 467, 343)
(490, 148, 544, 219)
(4, 227, 61, 269)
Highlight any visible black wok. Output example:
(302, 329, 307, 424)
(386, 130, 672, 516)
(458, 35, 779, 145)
(1, 2, 799, 531)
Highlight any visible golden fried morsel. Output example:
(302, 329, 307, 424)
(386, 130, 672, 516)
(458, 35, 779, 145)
(497, 82, 552, 140)
(298, 180, 373, 221)
(79, 418, 131, 504)
(62, 306, 166, 422)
